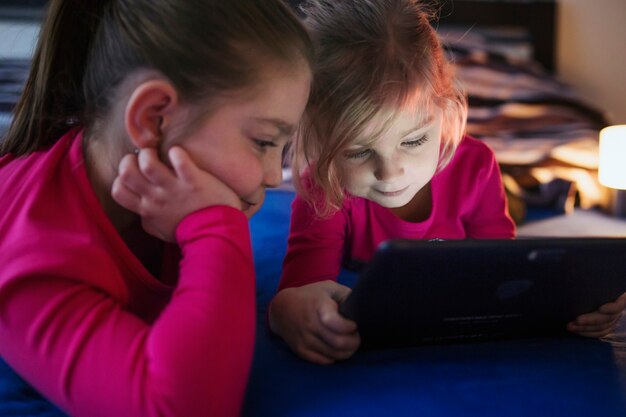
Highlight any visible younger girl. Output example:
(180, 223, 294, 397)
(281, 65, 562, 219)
(269, 0, 626, 365)
(0, 1, 312, 416)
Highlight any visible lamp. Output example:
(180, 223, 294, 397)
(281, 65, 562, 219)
(598, 125, 626, 217)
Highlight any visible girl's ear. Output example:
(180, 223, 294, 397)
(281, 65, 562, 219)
(125, 80, 178, 149)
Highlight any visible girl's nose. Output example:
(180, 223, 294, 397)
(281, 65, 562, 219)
(374, 156, 404, 182)
(264, 156, 283, 188)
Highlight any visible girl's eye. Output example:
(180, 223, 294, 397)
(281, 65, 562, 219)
(253, 139, 277, 150)
(281, 143, 291, 165)
(401, 135, 428, 148)
(345, 148, 372, 160)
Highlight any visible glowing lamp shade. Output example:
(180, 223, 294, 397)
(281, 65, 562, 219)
(599, 125, 626, 190)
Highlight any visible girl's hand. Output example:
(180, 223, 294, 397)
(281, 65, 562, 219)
(268, 281, 361, 365)
(112, 146, 241, 242)
(567, 292, 626, 338)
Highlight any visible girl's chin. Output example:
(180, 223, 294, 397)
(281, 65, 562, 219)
(368, 196, 413, 209)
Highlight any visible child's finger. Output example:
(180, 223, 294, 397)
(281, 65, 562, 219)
(285, 323, 338, 365)
(569, 322, 616, 334)
(111, 176, 141, 213)
(168, 146, 199, 183)
(568, 315, 621, 333)
(599, 292, 626, 314)
(327, 283, 353, 304)
(568, 323, 619, 338)
(294, 340, 336, 365)
(574, 311, 621, 327)
(318, 303, 358, 334)
(315, 325, 360, 355)
(117, 153, 150, 195)
(138, 147, 174, 187)
(306, 330, 356, 362)
(570, 328, 614, 338)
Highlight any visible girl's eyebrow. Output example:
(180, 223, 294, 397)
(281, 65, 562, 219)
(400, 120, 435, 138)
(349, 118, 436, 147)
(253, 117, 295, 136)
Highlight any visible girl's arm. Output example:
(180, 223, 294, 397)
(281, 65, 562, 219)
(269, 193, 360, 364)
(0, 207, 255, 417)
(278, 194, 349, 290)
(464, 150, 516, 238)
(1, 147, 255, 416)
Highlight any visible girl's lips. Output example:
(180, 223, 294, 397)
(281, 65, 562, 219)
(375, 186, 409, 197)
(241, 190, 265, 213)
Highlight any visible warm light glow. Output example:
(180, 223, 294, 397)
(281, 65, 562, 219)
(598, 125, 626, 190)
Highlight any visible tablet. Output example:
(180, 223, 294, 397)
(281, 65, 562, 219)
(339, 238, 626, 348)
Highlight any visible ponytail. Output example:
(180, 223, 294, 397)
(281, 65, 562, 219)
(0, 0, 107, 156)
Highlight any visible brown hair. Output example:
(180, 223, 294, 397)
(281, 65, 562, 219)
(292, 0, 467, 217)
(1, 0, 314, 156)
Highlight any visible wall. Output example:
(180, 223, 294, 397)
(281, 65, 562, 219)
(557, 0, 626, 124)
(0, 21, 39, 59)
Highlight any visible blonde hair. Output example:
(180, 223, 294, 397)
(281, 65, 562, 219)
(291, 0, 467, 217)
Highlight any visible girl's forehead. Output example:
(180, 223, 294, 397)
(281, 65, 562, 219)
(356, 107, 437, 144)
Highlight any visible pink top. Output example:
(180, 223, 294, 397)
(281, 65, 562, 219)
(0, 130, 256, 417)
(279, 136, 516, 289)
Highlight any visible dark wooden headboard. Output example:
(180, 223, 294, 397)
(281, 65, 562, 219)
(0, 0, 47, 20)
(4, 1, 558, 69)
(288, 0, 558, 72)
(437, 0, 557, 71)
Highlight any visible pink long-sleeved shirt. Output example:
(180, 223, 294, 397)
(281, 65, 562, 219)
(279, 136, 516, 290)
(0, 130, 256, 417)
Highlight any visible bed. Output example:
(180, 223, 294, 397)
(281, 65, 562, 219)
(2, 1, 625, 416)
